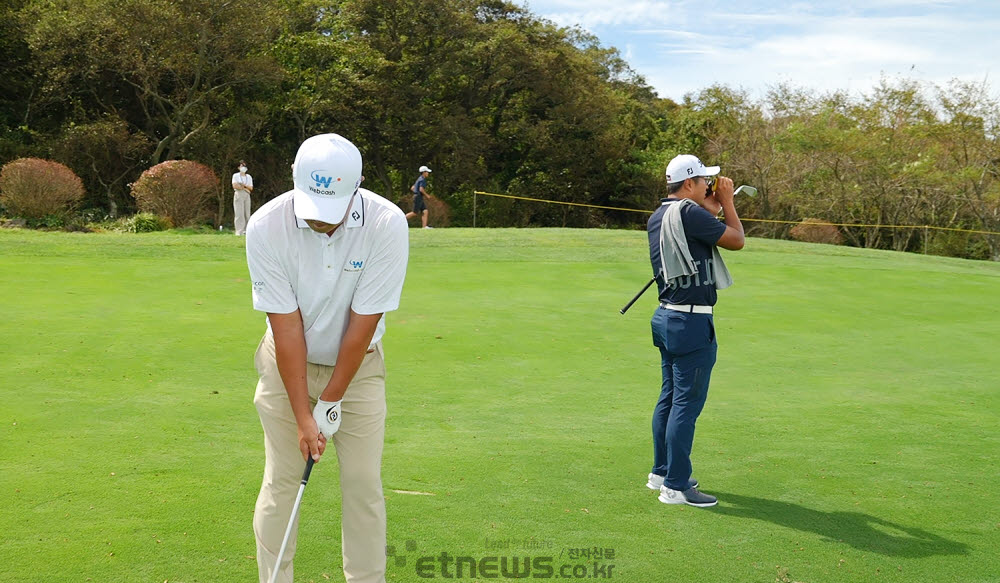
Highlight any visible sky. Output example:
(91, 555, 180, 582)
(515, 0, 1000, 102)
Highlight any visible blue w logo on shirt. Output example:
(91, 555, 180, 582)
(350, 260, 363, 269)
(311, 171, 334, 189)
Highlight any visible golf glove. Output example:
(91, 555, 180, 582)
(313, 398, 342, 438)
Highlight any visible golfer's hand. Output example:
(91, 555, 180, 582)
(714, 176, 735, 204)
(297, 418, 326, 462)
(312, 398, 343, 439)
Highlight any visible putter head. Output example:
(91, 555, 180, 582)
(734, 185, 757, 197)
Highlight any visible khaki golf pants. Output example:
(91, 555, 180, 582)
(234, 190, 251, 235)
(253, 332, 387, 583)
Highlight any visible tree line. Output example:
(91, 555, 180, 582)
(1, 0, 998, 259)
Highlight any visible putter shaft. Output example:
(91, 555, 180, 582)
(268, 456, 315, 583)
(620, 274, 658, 314)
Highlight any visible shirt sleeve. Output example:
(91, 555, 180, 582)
(245, 222, 298, 314)
(683, 204, 727, 246)
(352, 212, 409, 315)
(247, 175, 253, 188)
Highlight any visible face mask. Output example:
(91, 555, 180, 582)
(239, 166, 247, 173)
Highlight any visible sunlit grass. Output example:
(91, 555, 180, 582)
(1, 228, 997, 582)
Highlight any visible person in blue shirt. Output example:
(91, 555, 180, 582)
(644, 154, 745, 508)
(404, 165, 433, 228)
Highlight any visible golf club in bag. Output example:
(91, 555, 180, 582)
(268, 456, 316, 583)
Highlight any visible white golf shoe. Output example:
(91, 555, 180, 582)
(646, 473, 697, 490)
(658, 485, 717, 507)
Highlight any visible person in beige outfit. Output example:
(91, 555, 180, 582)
(245, 134, 409, 583)
(233, 160, 254, 235)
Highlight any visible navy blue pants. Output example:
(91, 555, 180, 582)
(650, 307, 717, 491)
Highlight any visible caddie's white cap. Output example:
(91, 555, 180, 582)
(292, 133, 363, 224)
(665, 154, 720, 184)
(419, 165, 432, 173)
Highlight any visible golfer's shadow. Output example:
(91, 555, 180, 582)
(711, 492, 968, 558)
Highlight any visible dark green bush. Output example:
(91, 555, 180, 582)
(122, 212, 171, 233)
(25, 214, 65, 229)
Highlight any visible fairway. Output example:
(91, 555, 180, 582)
(1, 228, 998, 583)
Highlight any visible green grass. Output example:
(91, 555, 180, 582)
(1, 228, 998, 583)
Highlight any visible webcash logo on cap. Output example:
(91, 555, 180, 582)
(310, 170, 341, 195)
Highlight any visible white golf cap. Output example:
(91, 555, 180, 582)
(292, 133, 363, 224)
(419, 165, 432, 173)
(665, 154, 720, 184)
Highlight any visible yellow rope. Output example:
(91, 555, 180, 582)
(473, 191, 648, 213)
(472, 191, 1000, 237)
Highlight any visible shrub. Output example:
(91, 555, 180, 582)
(123, 212, 171, 233)
(130, 160, 218, 227)
(789, 218, 843, 245)
(424, 194, 451, 227)
(397, 193, 451, 227)
(27, 214, 65, 229)
(926, 229, 992, 261)
(0, 158, 85, 220)
(64, 222, 93, 233)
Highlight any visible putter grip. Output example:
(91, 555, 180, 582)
(301, 456, 315, 484)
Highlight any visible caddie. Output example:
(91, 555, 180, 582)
(644, 154, 744, 508)
(245, 133, 409, 583)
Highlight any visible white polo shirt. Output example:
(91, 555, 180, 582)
(232, 172, 253, 192)
(245, 188, 409, 365)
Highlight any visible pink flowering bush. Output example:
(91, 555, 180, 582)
(130, 160, 218, 227)
(0, 158, 85, 219)
(790, 218, 843, 245)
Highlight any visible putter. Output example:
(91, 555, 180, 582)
(269, 456, 316, 583)
(620, 272, 660, 314)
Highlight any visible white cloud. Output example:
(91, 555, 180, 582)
(517, 0, 1000, 100)
(523, 0, 672, 23)
(754, 34, 935, 67)
(637, 29, 705, 40)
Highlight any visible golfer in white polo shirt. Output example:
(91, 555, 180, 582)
(245, 133, 409, 583)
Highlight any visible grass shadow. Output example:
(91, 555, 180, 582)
(710, 492, 969, 558)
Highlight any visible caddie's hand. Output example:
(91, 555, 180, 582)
(701, 192, 723, 215)
(714, 176, 735, 204)
(312, 398, 343, 439)
(297, 418, 326, 462)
